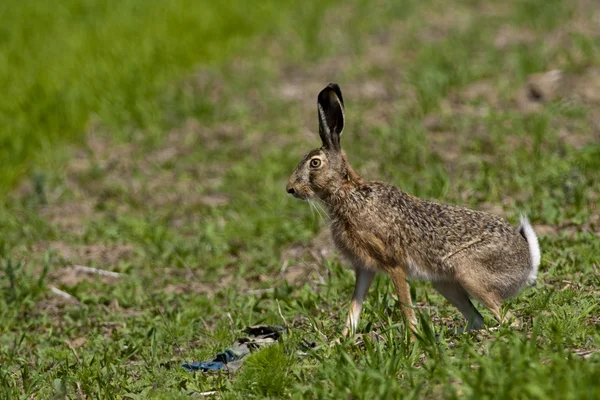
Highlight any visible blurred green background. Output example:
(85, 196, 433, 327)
(0, 0, 338, 191)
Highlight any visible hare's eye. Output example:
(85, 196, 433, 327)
(310, 158, 322, 168)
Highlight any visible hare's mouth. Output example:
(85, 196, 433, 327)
(296, 189, 316, 200)
(286, 184, 314, 200)
(291, 192, 309, 200)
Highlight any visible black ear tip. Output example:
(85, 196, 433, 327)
(319, 83, 344, 106)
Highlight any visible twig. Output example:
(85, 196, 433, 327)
(276, 299, 289, 328)
(573, 349, 596, 359)
(195, 391, 217, 397)
(370, 330, 386, 343)
(309, 249, 322, 264)
(312, 269, 326, 285)
(50, 286, 77, 301)
(76, 382, 83, 398)
(199, 316, 210, 330)
(65, 340, 81, 363)
(279, 259, 289, 275)
(592, 264, 600, 278)
(226, 312, 235, 332)
(73, 265, 121, 278)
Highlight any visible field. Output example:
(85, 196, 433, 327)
(1, 0, 600, 398)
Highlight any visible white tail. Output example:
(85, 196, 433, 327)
(519, 215, 541, 285)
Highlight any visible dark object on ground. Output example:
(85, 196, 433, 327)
(181, 325, 285, 373)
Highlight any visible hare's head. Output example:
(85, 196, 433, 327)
(287, 83, 355, 200)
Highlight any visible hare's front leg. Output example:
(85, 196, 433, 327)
(388, 267, 418, 333)
(342, 267, 375, 336)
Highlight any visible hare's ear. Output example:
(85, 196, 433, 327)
(317, 83, 345, 151)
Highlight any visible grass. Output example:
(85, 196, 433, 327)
(0, 0, 338, 192)
(1, 0, 600, 398)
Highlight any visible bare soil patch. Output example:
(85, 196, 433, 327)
(279, 229, 335, 287)
(41, 241, 134, 266)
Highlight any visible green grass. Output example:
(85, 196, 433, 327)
(0, 0, 338, 192)
(1, 0, 600, 398)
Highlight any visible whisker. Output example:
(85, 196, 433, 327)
(307, 199, 315, 219)
(308, 199, 325, 225)
(314, 201, 331, 222)
(314, 202, 327, 223)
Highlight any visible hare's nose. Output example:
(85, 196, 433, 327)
(286, 185, 295, 195)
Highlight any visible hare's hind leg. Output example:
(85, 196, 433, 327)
(342, 267, 376, 336)
(457, 276, 513, 325)
(432, 281, 484, 331)
(388, 267, 418, 333)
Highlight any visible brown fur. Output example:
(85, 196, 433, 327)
(287, 83, 539, 335)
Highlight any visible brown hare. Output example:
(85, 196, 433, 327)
(286, 83, 541, 335)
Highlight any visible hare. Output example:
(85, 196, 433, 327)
(286, 83, 541, 335)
